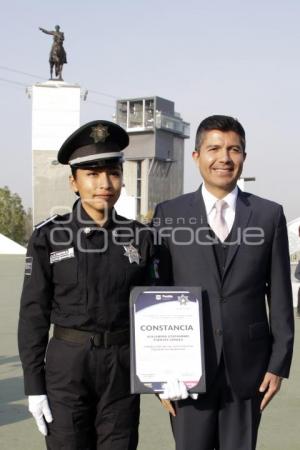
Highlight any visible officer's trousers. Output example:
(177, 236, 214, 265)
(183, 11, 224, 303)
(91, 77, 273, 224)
(170, 357, 262, 450)
(45, 337, 139, 450)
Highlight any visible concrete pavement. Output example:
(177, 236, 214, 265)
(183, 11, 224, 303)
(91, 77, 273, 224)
(0, 255, 299, 449)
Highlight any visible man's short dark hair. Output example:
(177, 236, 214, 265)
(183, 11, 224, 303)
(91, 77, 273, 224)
(195, 115, 246, 152)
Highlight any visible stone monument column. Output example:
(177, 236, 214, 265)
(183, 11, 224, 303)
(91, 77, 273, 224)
(27, 81, 87, 224)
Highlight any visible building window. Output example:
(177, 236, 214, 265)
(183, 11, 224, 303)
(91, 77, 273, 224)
(117, 101, 127, 129)
(145, 99, 154, 128)
(129, 101, 143, 128)
(117, 99, 156, 131)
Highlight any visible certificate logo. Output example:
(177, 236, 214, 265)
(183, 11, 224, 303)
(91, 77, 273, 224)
(178, 294, 189, 305)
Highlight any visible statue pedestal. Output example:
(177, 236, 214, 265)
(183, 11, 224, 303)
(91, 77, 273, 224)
(27, 81, 87, 224)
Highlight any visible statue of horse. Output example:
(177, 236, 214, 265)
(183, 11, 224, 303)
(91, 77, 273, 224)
(39, 25, 67, 81)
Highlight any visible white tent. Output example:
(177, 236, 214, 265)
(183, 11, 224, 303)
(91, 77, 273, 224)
(287, 217, 300, 257)
(0, 233, 26, 255)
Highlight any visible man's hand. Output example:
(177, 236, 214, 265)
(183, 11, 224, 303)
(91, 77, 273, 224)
(259, 372, 282, 411)
(28, 395, 53, 436)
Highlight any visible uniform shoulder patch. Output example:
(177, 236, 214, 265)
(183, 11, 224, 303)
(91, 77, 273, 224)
(35, 214, 59, 229)
(24, 256, 33, 276)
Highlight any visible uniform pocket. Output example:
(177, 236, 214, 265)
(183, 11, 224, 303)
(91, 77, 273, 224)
(52, 258, 78, 285)
(249, 321, 270, 340)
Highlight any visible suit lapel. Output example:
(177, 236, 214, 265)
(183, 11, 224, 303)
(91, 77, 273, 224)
(223, 189, 252, 279)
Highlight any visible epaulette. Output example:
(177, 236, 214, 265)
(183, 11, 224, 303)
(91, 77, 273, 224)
(35, 214, 59, 230)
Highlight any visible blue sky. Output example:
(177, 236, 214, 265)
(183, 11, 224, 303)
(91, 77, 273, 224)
(1, 0, 300, 220)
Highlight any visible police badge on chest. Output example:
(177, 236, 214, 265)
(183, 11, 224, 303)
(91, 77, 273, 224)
(123, 244, 140, 264)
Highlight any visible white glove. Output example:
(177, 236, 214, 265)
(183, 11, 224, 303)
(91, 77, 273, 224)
(159, 378, 198, 401)
(28, 395, 53, 436)
(189, 392, 199, 400)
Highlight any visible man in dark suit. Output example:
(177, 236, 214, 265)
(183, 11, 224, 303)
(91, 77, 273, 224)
(153, 115, 294, 450)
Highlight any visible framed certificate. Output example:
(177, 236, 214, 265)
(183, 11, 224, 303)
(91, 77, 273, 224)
(130, 286, 206, 394)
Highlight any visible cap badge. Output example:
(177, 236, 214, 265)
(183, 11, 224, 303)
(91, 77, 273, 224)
(90, 124, 110, 143)
(123, 244, 140, 264)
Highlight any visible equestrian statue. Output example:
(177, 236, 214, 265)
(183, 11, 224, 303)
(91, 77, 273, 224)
(39, 25, 67, 81)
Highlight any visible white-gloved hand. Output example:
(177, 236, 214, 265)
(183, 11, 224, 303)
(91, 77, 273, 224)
(189, 392, 198, 400)
(28, 395, 53, 436)
(159, 379, 199, 401)
(159, 379, 189, 400)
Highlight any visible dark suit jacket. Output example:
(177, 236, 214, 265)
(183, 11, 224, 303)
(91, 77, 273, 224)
(153, 186, 294, 399)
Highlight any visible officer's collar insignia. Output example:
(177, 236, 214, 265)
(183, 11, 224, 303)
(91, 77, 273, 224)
(90, 124, 110, 143)
(123, 244, 140, 264)
(178, 294, 189, 305)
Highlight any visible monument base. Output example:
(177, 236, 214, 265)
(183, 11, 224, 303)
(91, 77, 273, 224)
(28, 81, 86, 224)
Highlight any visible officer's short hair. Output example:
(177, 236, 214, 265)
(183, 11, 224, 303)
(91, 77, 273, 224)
(70, 163, 123, 179)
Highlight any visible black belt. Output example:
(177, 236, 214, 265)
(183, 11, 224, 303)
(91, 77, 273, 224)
(53, 325, 129, 348)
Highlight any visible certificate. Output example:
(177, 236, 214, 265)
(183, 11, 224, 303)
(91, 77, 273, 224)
(129, 286, 206, 394)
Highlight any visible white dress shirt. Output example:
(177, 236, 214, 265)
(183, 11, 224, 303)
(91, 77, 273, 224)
(201, 184, 238, 236)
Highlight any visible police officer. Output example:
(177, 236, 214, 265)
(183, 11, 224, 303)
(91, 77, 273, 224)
(18, 120, 155, 450)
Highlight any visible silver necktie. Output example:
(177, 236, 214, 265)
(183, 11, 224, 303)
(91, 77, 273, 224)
(211, 200, 229, 242)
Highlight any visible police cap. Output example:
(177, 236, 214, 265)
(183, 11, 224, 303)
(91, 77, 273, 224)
(57, 120, 129, 168)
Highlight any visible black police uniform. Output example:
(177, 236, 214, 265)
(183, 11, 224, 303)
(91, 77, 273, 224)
(18, 201, 155, 449)
(18, 120, 155, 450)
